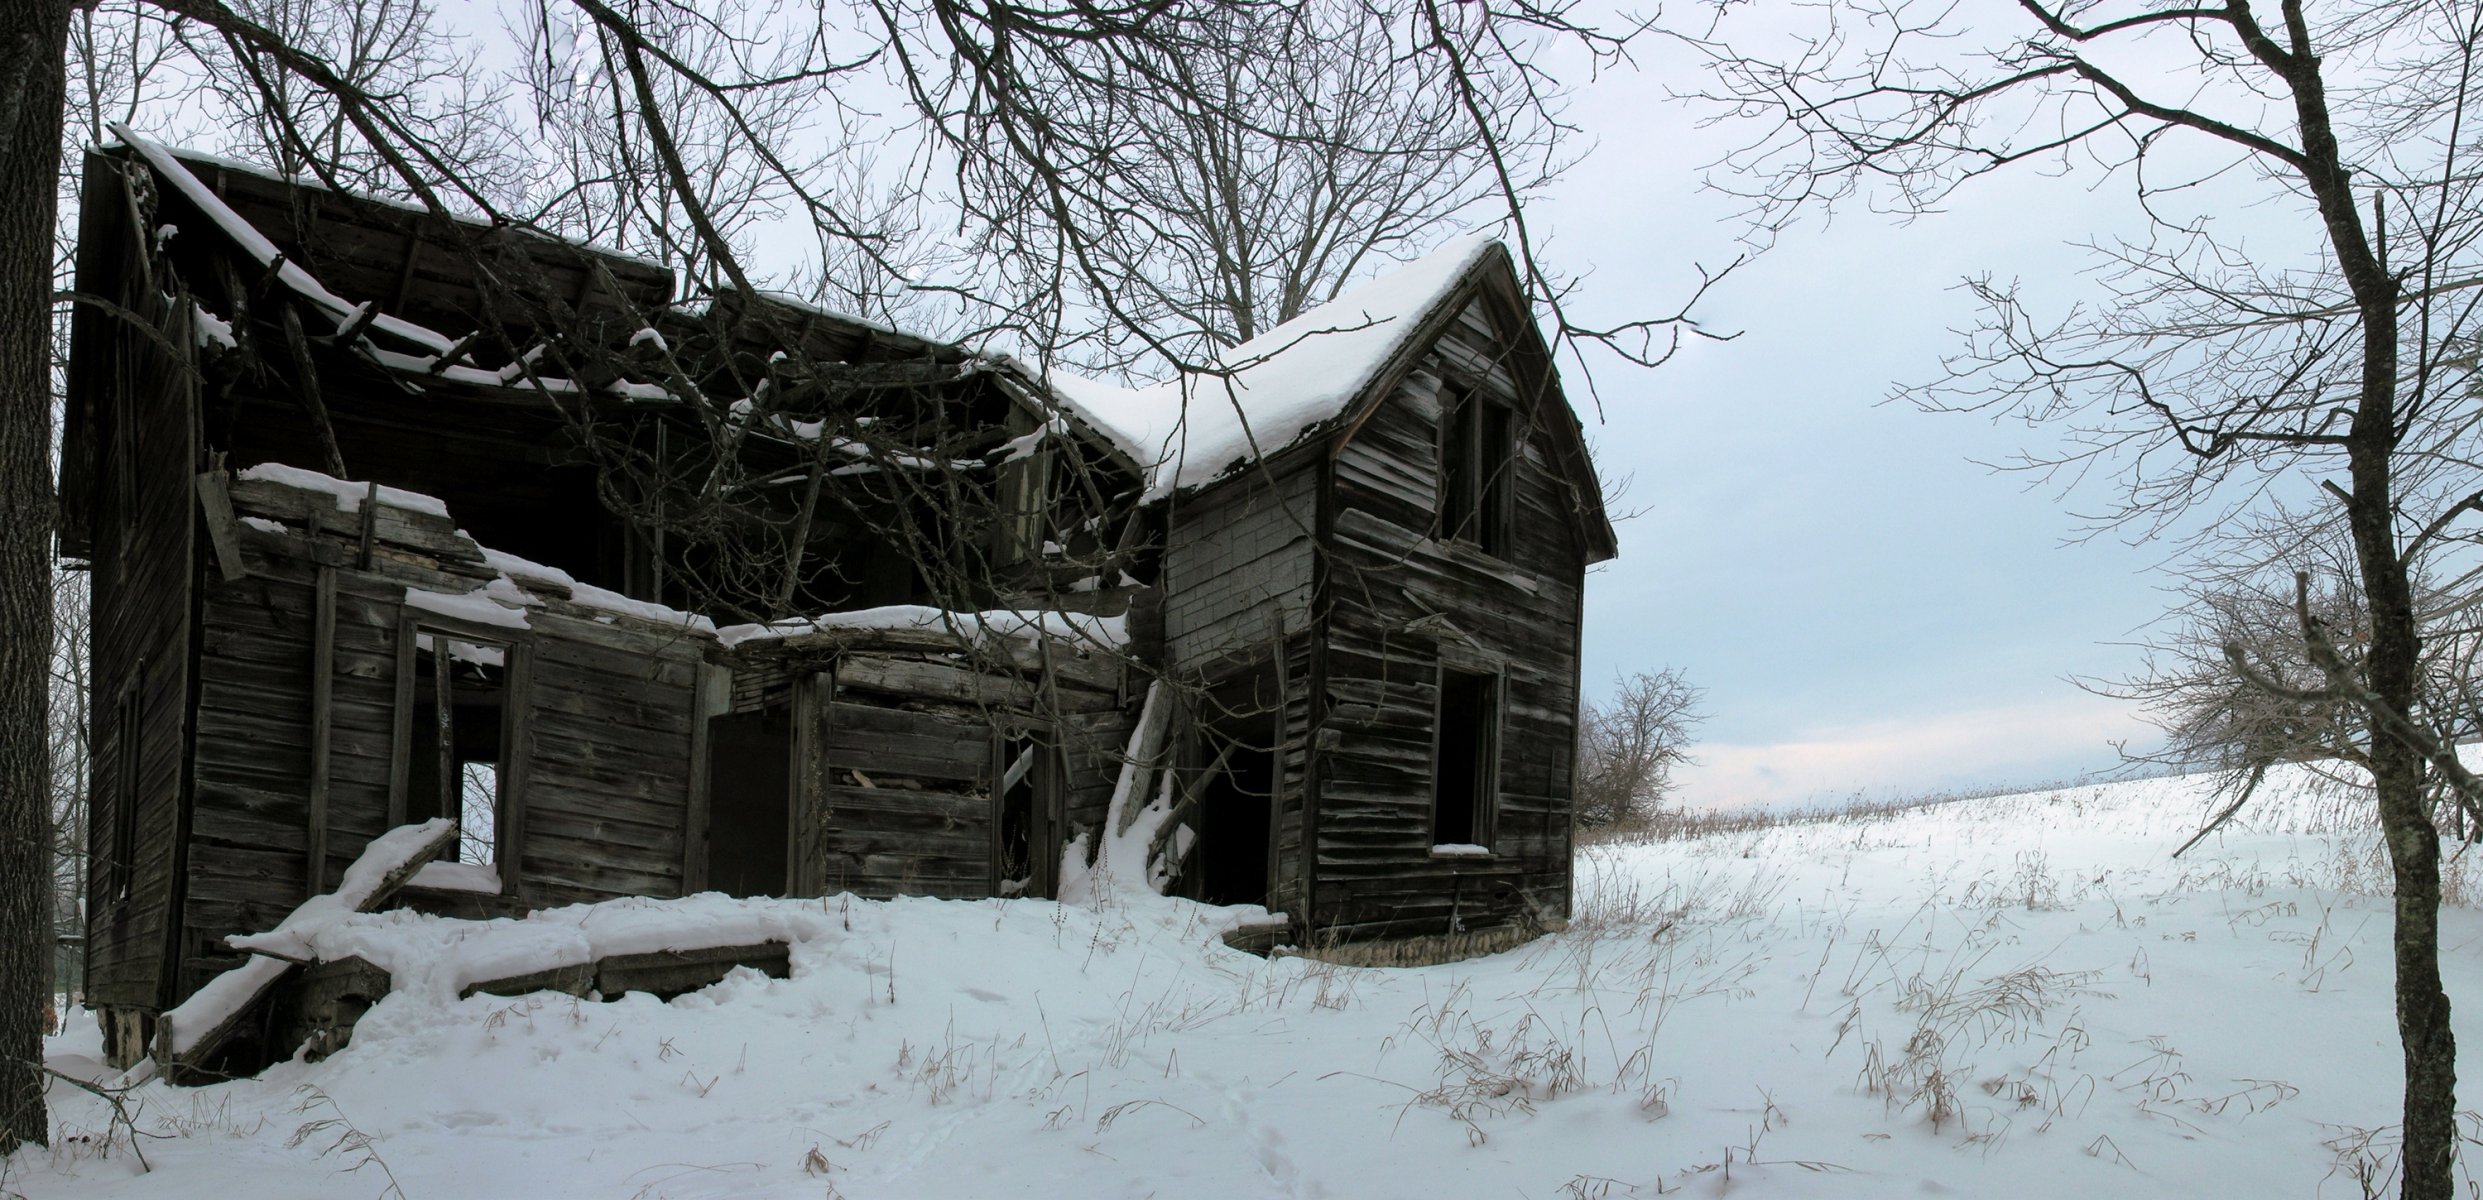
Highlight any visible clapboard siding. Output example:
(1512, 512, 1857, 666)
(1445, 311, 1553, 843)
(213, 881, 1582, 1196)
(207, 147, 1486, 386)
(1161, 457, 1319, 669)
(520, 612, 699, 906)
(1308, 298, 1585, 941)
(80, 216, 198, 1013)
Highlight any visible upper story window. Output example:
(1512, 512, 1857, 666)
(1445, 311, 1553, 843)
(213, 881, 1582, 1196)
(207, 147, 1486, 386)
(1437, 386, 1516, 556)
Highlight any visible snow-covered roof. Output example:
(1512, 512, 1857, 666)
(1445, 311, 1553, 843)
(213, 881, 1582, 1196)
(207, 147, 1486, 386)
(1048, 235, 1503, 501)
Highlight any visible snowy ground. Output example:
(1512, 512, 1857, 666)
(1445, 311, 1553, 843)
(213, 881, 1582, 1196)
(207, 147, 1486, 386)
(14, 766, 2483, 1199)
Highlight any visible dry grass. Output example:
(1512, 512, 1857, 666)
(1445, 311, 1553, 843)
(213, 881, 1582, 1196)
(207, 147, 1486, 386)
(1579, 779, 2099, 847)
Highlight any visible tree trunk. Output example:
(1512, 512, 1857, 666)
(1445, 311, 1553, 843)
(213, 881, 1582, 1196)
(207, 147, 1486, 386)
(2352, 473, 2458, 1200)
(0, 0, 71, 1158)
(2341, 219, 2455, 1200)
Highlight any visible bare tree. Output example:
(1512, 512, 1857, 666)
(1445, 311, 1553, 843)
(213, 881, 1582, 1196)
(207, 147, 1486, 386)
(3, 0, 72, 1156)
(1694, 0, 2483, 1191)
(1576, 667, 1705, 828)
(933, 2, 1577, 371)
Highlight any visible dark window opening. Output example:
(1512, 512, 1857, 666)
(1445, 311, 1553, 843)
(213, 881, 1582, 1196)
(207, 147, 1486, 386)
(1433, 669, 1499, 849)
(706, 704, 792, 898)
(405, 635, 510, 868)
(1196, 721, 1276, 908)
(995, 733, 1057, 897)
(1438, 388, 1516, 556)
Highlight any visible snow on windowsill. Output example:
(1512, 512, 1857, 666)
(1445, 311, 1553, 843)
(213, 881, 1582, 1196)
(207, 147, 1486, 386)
(408, 861, 504, 895)
(1430, 843, 1492, 859)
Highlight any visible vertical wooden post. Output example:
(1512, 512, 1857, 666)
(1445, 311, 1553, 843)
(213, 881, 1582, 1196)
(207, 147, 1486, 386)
(681, 662, 731, 895)
(433, 641, 455, 837)
(498, 643, 535, 895)
(305, 567, 335, 894)
(386, 612, 416, 827)
(1268, 610, 1289, 912)
(788, 670, 831, 896)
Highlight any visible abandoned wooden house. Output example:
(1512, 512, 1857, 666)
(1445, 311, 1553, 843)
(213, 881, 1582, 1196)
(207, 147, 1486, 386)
(60, 132, 1616, 1071)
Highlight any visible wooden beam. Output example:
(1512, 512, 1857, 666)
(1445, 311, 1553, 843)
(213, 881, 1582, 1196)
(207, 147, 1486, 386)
(386, 612, 417, 828)
(681, 662, 732, 895)
(789, 670, 831, 896)
(354, 480, 378, 570)
(434, 639, 455, 835)
(191, 471, 248, 582)
(498, 643, 535, 902)
(307, 567, 336, 893)
(276, 302, 350, 479)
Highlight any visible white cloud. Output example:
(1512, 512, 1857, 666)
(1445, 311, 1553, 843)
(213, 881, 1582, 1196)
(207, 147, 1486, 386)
(1672, 690, 2151, 811)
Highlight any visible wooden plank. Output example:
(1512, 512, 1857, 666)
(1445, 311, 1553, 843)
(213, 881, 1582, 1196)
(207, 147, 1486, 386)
(156, 820, 457, 1084)
(834, 654, 1034, 708)
(682, 662, 731, 894)
(791, 671, 828, 896)
(386, 609, 414, 827)
(460, 962, 593, 1001)
(307, 567, 335, 894)
(499, 642, 536, 900)
(594, 942, 791, 1000)
(193, 472, 249, 582)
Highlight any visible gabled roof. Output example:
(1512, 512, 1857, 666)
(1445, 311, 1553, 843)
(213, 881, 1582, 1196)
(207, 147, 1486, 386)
(1045, 237, 1617, 562)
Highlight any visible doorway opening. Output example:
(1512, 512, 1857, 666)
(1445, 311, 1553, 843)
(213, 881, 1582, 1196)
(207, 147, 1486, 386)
(706, 703, 791, 897)
(1195, 715, 1276, 908)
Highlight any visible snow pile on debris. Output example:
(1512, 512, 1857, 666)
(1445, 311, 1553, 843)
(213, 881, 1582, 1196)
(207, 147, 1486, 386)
(238, 895, 842, 1004)
(28, 763, 2483, 1200)
(156, 820, 453, 1059)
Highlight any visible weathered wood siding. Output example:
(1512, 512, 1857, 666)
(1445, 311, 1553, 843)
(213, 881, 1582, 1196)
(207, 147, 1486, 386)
(183, 563, 319, 994)
(1311, 299, 1585, 940)
(169, 501, 706, 1006)
(1158, 459, 1321, 917)
(520, 612, 700, 905)
(81, 251, 199, 1013)
(811, 697, 994, 899)
(1160, 459, 1319, 670)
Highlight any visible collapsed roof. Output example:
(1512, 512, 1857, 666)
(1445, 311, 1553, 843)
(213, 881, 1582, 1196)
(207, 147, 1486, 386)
(65, 130, 1615, 564)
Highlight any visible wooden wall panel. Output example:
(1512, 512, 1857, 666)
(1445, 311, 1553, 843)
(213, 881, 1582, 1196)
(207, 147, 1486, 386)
(519, 614, 699, 906)
(814, 699, 993, 899)
(80, 222, 198, 1014)
(1160, 459, 1320, 671)
(1310, 298, 1586, 942)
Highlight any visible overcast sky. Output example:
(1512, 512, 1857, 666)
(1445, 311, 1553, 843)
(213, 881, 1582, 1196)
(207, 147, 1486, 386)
(1541, 41, 2198, 810)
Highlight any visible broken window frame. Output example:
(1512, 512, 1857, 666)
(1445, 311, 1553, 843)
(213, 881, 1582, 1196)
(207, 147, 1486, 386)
(992, 724, 1061, 898)
(1436, 383, 1518, 557)
(389, 612, 530, 884)
(1430, 663, 1503, 853)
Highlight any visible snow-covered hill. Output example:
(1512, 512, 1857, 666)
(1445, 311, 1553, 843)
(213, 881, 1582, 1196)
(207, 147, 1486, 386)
(15, 764, 2483, 1198)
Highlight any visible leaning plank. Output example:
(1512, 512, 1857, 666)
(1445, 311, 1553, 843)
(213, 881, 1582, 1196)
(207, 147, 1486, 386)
(154, 818, 455, 1083)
